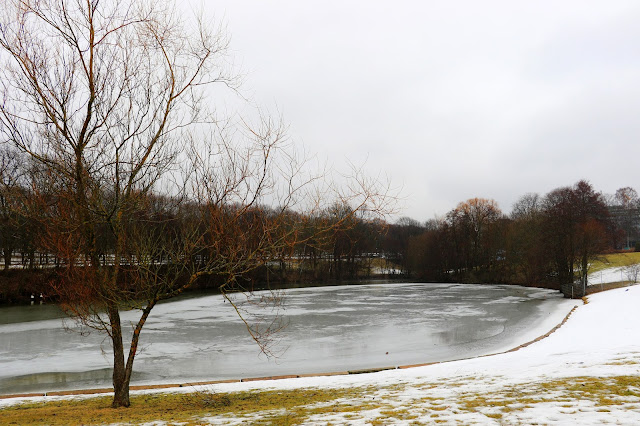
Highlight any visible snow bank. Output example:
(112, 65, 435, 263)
(588, 266, 629, 285)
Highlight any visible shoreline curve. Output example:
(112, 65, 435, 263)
(0, 299, 582, 401)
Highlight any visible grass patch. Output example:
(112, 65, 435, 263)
(589, 252, 640, 273)
(4, 375, 640, 424)
(451, 375, 640, 419)
(0, 387, 376, 425)
(429, 405, 449, 411)
(606, 359, 639, 366)
(379, 408, 419, 420)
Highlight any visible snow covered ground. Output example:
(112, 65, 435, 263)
(3, 280, 640, 424)
(589, 265, 638, 286)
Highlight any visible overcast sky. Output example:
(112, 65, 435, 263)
(202, 1, 640, 221)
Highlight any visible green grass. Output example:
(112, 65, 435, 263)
(589, 252, 640, 273)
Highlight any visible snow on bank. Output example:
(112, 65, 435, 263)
(196, 284, 640, 424)
(588, 265, 637, 286)
(185, 284, 640, 424)
(3, 284, 640, 424)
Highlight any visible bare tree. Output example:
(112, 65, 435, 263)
(0, 0, 394, 408)
(541, 181, 610, 295)
(510, 193, 540, 221)
(624, 263, 640, 283)
(446, 197, 503, 276)
(0, 147, 25, 270)
(614, 187, 639, 249)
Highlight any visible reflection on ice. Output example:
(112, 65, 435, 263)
(484, 296, 529, 304)
(0, 282, 568, 395)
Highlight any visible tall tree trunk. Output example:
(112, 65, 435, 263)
(108, 304, 130, 408)
(581, 253, 589, 295)
(3, 247, 11, 270)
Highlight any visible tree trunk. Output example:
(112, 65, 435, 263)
(108, 304, 130, 408)
(581, 253, 589, 295)
(3, 248, 10, 270)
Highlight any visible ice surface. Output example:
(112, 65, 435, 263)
(0, 282, 571, 395)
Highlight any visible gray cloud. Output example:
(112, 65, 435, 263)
(202, 0, 640, 218)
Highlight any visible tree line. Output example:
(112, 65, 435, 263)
(0, 149, 393, 299)
(404, 182, 638, 290)
(3, 161, 635, 297)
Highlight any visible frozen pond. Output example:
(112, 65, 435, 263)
(0, 283, 568, 395)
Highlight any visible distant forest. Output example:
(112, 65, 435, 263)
(401, 181, 638, 287)
(0, 176, 637, 303)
